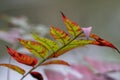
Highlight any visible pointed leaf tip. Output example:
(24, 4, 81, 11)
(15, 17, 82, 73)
(90, 34, 120, 54)
(6, 45, 9, 49)
(61, 13, 82, 37)
(116, 49, 120, 54)
(60, 12, 66, 19)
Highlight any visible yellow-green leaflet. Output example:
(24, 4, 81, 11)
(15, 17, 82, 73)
(32, 33, 59, 52)
(0, 64, 25, 75)
(19, 38, 49, 59)
(50, 26, 70, 44)
(61, 12, 82, 37)
(50, 40, 93, 58)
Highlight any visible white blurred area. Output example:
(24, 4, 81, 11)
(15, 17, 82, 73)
(0, 0, 120, 51)
(1, 0, 120, 80)
(1, 45, 120, 80)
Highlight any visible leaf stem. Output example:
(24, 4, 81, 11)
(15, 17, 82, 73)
(20, 59, 46, 80)
(20, 32, 83, 80)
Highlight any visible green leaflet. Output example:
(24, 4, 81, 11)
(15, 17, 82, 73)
(18, 39, 49, 59)
(61, 12, 82, 37)
(50, 40, 93, 58)
(0, 64, 25, 75)
(32, 33, 59, 52)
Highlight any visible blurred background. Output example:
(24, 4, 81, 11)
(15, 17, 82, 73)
(0, 0, 120, 46)
(0, 0, 120, 80)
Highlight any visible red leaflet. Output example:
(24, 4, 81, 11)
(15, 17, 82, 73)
(30, 72, 43, 80)
(7, 46, 38, 66)
(90, 34, 120, 53)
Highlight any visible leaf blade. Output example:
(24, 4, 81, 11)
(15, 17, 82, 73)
(32, 33, 59, 52)
(61, 12, 82, 37)
(50, 26, 70, 44)
(90, 34, 120, 53)
(0, 64, 25, 75)
(7, 46, 38, 66)
(42, 60, 70, 66)
(18, 38, 49, 58)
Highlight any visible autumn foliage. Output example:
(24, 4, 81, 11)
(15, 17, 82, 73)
(0, 13, 119, 80)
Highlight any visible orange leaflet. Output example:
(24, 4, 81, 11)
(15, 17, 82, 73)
(18, 38, 49, 59)
(42, 60, 70, 66)
(0, 64, 25, 75)
(7, 46, 38, 66)
(90, 34, 120, 53)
